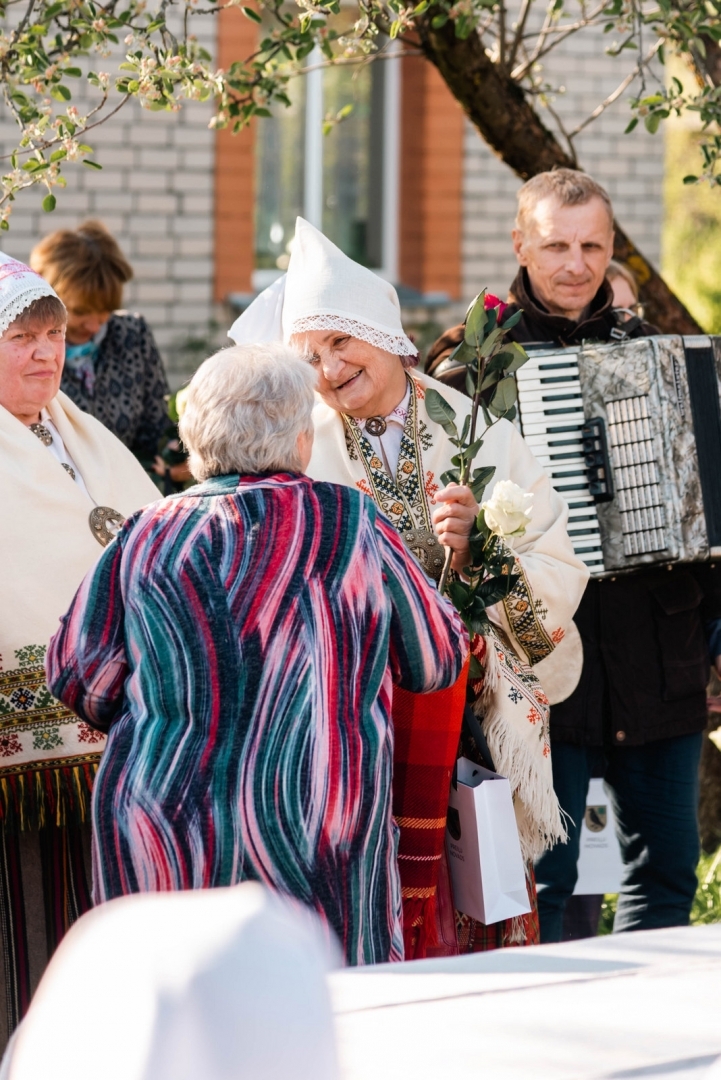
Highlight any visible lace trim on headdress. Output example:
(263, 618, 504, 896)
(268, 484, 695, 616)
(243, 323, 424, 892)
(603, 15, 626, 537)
(0, 286, 61, 335)
(290, 313, 418, 358)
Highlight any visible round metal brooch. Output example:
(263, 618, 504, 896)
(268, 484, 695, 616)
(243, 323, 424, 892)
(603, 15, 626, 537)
(402, 527, 447, 582)
(89, 506, 126, 548)
(365, 416, 387, 437)
(29, 422, 53, 447)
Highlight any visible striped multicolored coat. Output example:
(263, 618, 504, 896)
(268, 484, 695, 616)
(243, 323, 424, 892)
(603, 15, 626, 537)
(47, 473, 468, 965)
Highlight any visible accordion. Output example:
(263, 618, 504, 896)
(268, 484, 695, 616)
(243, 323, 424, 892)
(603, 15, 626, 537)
(515, 335, 721, 576)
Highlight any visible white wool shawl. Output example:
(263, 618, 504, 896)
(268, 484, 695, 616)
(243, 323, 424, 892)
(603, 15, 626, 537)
(0, 392, 158, 809)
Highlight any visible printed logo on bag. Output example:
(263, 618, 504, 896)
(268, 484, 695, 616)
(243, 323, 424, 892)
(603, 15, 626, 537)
(584, 805, 607, 833)
(447, 806, 462, 842)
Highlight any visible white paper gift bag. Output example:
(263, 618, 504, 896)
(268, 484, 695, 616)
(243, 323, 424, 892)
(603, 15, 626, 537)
(445, 757, 531, 925)
(573, 778, 624, 896)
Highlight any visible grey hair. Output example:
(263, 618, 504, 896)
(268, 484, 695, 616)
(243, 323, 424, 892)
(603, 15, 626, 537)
(515, 168, 614, 231)
(179, 343, 317, 482)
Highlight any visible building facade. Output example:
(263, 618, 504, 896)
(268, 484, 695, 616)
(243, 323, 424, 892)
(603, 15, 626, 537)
(0, 11, 665, 384)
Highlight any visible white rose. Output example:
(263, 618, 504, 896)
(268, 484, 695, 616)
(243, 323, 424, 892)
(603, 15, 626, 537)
(481, 480, 533, 539)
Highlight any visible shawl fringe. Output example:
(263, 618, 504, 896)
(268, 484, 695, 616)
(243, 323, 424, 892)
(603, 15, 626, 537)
(0, 761, 97, 832)
(474, 637, 568, 863)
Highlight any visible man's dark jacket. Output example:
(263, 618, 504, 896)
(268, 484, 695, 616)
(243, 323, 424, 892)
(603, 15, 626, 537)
(427, 269, 721, 748)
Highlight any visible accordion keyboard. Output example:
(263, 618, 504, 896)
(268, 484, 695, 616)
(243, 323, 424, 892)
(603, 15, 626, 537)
(516, 352, 606, 574)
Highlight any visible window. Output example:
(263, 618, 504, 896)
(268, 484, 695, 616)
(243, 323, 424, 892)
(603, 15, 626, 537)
(254, 43, 400, 288)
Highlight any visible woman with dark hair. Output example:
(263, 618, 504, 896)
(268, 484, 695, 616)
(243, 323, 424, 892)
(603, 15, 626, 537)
(30, 220, 169, 467)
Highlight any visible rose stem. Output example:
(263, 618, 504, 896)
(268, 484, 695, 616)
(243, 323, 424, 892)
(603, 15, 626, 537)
(438, 349, 485, 596)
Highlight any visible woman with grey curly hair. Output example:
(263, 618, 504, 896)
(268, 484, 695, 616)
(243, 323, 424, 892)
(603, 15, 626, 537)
(47, 341, 468, 967)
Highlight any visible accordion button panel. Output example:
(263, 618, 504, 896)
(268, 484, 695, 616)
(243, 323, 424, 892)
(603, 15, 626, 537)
(516, 352, 606, 574)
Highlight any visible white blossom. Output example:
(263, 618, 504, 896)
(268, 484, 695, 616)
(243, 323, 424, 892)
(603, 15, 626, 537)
(481, 480, 533, 539)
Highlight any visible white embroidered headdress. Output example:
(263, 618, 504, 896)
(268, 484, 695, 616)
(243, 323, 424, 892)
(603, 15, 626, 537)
(229, 218, 417, 359)
(0, 251, 61, 335)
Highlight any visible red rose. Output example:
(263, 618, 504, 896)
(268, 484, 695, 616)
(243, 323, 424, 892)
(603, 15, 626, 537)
(484, 293, 508, 318)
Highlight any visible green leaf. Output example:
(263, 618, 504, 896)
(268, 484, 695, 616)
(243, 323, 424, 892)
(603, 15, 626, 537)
(0, 220, 9, 232)
(489, 376, 517, 416)
(468, 653, 484, 679)
(430, 13, 448, 27)
(624, 117, 639, 134)
(440, 468, 459, 487)
(477, 577, 515, 606)
(480, 325, 504, 357)
(413, 0, 428, 12)
(50, 84, 72, 102)
(242, 6, 262, 20)
(82, 159, 102, 169)
(448, 339, 476, 367)
(464, 292, 487, 346)
(425, 387, 458, 436)
(500, 308, 523, 330)
(448, 580, 471, 610)
(464, 434, 485, 462)
(683, 175, 698, 185)
(42, 193, 56, 212)
(63, 67, 82, 77)
(465, 367, 475, 397)
(389, 18, 402, 37)
(644, 113, 661, 134)
(469, 465, 495, 502)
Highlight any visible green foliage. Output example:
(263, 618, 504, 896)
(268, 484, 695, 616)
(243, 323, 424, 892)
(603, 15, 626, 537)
(1, 0, 721, 220)
(428, 290, 529, 637)
(663, 119, 721, 333)
(599, 846, 721, 934)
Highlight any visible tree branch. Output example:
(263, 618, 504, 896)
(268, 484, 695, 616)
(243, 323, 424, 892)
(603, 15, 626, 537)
(567, 39, 662, 139)
(416, 9, 701, 334)
(512, 0, 607, 79)
(508, 0, 534, 71)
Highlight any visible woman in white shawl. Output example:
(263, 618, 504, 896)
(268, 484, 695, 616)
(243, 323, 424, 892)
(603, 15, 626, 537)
(230, 219, 589, 954)
(0, 253, 157, 1046)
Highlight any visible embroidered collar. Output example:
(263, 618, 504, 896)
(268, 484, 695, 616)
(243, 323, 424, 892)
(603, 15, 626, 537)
(342, 376, 432, 534)
(351, 386, 411, 433)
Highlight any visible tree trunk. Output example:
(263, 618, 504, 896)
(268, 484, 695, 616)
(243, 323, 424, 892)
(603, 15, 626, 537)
(414, 16, 702, 334)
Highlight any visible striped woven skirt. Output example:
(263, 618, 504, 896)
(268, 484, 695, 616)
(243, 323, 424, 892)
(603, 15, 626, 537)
(0, 820, 92, 1049)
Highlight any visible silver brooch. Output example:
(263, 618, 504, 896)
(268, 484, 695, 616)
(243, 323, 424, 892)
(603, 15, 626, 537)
(29, 422, 53, 446)
(402, 527, 447, 582)
(89, 506, 125, 548)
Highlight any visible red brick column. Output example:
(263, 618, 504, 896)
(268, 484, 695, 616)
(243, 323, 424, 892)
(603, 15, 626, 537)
(399, 55, 464, 300)
(214, 8, 257, 301)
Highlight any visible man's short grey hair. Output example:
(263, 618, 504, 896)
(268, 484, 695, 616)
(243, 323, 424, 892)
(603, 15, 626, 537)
(179, 343, 317, 482)
(516, 169, 614, 232)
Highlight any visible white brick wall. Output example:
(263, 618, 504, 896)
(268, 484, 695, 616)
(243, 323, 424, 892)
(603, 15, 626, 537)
(0, 19, 218, 387)
(0, 17, 667, 381)
(462, 23, 665, 303)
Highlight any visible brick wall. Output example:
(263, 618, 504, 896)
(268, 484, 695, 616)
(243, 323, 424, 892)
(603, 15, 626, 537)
(0, 17, 667, 381)
(462, 24, 665, 304)
(214, 7, 257, 302)
(0, 17, 218, 386)
(400, 54, 464, 300)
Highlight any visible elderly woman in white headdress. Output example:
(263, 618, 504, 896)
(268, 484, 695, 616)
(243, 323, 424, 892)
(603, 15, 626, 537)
(230, 219, 589, 957)
(0, 253, 157, 1046)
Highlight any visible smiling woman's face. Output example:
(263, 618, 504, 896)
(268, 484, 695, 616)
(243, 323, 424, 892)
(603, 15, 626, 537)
(295, 330, 407, 418)
(0, 316, 66, 424)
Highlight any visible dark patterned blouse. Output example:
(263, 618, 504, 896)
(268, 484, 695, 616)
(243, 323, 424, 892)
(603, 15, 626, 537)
(60, 312, 169, 465)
